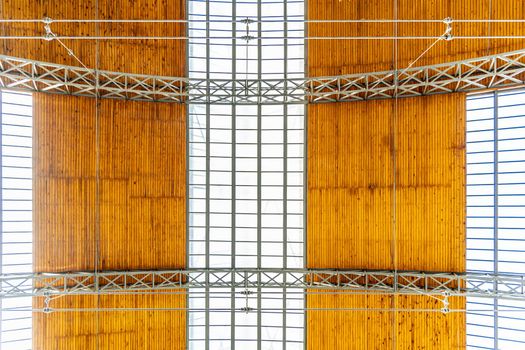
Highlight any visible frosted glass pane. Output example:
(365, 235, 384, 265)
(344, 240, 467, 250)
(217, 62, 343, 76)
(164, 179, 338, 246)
(188, 0, 304, 346)
(467, 89, 525, 348)
(1, 90, 33, 348)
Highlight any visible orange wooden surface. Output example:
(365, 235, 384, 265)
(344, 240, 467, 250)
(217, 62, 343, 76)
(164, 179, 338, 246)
(1, 0, 186, 76)
(308, 293, 465, 349)
(2, 1, 187, 348)
(303, 0, 511, 347)
(32, 91, 186, 347)
(33, 293, 186, 350)
(308, 0, 525, 77)
(307, 93, 465, 349)
(308, 94, 465, 271)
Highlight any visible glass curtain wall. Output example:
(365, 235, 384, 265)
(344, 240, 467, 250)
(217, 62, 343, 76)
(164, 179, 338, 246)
(0, 90, 33, 350)
(187, 0, 305, 348)
(466, 89, 525, 349)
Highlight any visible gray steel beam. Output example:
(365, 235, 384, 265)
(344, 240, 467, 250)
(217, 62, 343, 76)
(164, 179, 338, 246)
(204, 2, 211, 348)
(256, 2, 262, 348)
(493, 90, 499, 350)
(2, 269, 525, 300)
(231, 2, 237, 349)
(0, 89, 3, 347)
(0, 49, 524, 104)
(283, 0, 289, 347)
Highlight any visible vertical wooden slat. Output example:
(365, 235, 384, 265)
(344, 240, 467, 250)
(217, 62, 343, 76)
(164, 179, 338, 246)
(307, 100, 394, 270)
(98, 99, 186, 270)
(303, 0, 525, 347)
(395, 94, 466, 272)
(1, 0, 188, 347)
(33, 94, 97, 273)
(307, 0, 525, 78)
(32, 91, 186, 350)
(307, 95, 466, 348)
(1, 0, 186, 76)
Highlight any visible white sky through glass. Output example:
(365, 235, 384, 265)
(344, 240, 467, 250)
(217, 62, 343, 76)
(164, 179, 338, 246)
(1, 90, 33, 350)
(466, 89, 525, 349)
(187, 0, 305, 348)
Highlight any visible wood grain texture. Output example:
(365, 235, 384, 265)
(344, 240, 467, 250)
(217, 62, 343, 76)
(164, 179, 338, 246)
(308, 94, 465, 271)
(307, 93, 465, 349)
(34, 93, 186, 273)
(32, 92, 186, 347)
(1, 0, 186, 76)
(33, 94, 97, 272)
(395, 94, 465, 272)
(1, 1, 187, 347)
(98, 98, 186, 270)
(307, 293, 465, 350)
(308, 0, 525, 77)
(305, 2, 488, 347)
(307, 99, 394, 270)
(33, 293, 186, 350)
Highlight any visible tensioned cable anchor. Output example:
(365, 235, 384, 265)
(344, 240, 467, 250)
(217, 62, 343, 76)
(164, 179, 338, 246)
(240, 289, 254, 314)
(396, 16, 455, 82)
(43, 17, 56, 42)
(41, 17, 93, 72)
(440, 291, 450, 314)
(43, 291, 53, 314)
(240, 17, 254, 97)
(240, 17, 255, 42)
(442, 17, 453, 41)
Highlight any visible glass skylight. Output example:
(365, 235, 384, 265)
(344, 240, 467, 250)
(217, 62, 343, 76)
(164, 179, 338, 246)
(466, 88, 525, 349)
(0, 90, 33, 350)
(187, 0, 305, 348)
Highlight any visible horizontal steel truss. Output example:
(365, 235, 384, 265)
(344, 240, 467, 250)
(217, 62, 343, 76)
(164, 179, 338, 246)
(0, 49, 524, 104)
(1, 269, 524, 300)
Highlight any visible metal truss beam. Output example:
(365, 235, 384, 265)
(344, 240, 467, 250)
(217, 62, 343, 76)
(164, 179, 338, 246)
(1, 269, 524, 300)
(0, 49, 524, 104)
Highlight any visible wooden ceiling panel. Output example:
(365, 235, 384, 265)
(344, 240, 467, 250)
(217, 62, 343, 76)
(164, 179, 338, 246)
(1, 0, 186, 76)
(33, 293, 186, 350)
(308, 0, 525, 76)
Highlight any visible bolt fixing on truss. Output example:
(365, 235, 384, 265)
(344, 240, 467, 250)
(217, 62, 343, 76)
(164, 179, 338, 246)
(440, 307, 450, 314)
(440, 291, 450, 314)
(240, 35, 255, 42)
(43, 294, 53, 314)
(239, 18, 255, 25)
(240, 307, 253, 314)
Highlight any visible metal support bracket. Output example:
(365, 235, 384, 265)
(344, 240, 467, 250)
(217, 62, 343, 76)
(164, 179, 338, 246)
(43, 291, 53, 314)
(442, 17, 453, 41)
(440, 291, 450, 314)
(43, 17, 55, 42)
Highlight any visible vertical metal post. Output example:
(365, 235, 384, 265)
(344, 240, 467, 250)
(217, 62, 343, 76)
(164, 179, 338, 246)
(302, 0, 308, 347)
(205, 0, 211, 348)
(493, 90, 499, 349)
(231, 0, 237, 347)
(283, 0, 288, 347)
(185, 0, 191, 348)
(391, 3, 399, 350)
(256, 1, 262, 349)
(0, 90, 3, 346)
